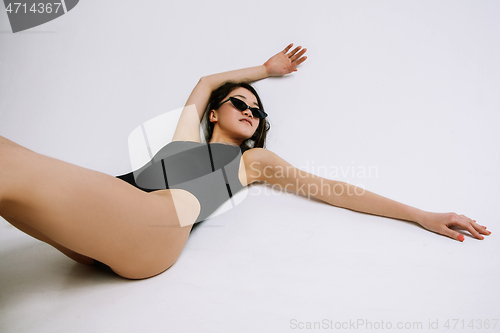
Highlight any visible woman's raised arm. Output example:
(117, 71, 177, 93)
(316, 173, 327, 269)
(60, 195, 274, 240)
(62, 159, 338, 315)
(172, 43, 307, 142)
(186, 43, 307, 122)
(182, 65, 268, 128)
(249, 148, 491, 242)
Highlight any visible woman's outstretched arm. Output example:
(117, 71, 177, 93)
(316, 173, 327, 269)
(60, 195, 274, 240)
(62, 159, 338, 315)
(186, 43, 307, 122)
(248, 148, 491, 242)
(172, 43, 307, 142)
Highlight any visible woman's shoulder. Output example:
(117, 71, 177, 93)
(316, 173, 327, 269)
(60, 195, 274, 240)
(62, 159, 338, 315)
(242, 146, 266, 157)
(241, 147, 295, 184)
(241, 147, 279, 168)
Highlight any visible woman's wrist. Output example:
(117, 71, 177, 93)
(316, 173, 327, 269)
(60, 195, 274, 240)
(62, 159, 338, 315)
(262, 62, 273, 77)
(262, 63, 273, 78)
(256, 64, 270, 79)
(413, 209, 429, 225)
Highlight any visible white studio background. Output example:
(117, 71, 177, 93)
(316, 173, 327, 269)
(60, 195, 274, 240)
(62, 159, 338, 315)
(1, 1, 499, 333)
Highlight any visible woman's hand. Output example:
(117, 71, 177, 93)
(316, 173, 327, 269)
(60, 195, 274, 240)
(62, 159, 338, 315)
(417, 212, 491, 242)
(264, 43, 307, 77)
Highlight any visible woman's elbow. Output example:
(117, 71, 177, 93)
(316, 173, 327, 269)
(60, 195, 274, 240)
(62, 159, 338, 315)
(197, 76, 213, 89)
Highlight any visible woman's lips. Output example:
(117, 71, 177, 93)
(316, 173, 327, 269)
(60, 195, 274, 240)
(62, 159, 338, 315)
(240, 119, 252, 125)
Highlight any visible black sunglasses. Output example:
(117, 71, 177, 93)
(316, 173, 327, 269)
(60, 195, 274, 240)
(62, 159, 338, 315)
(216, 97, 268, 119)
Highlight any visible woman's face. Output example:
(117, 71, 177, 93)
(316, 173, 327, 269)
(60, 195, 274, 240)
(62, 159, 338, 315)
(211, 87, 261, 140)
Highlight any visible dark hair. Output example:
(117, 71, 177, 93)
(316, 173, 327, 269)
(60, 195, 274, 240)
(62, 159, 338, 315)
(203, 81, 270, 150)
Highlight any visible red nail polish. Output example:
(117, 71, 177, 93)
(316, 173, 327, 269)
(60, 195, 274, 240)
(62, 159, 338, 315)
(458, 235, 464, 242)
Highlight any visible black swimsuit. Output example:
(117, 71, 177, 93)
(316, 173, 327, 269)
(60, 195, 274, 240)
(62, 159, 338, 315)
(94, 141, 251, 269)
(116, 141, 251, 224)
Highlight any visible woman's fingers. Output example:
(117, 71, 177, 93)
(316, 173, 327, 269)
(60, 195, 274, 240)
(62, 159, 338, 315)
(294, 54, 307, 66)
(458, 215, 491, 239)
(445, 214, 492, 241)
(420, 212, 491, 242)
(440, 225, 466, 242)
(471, 220, 491, 235)
(463, 222, 484, 240)
(291, 56, 307, 71)
(272, 43, 307, 75)
(287, 45, 302, 58)
(283, 43, 293, 54)
(290, 48, 307, 62)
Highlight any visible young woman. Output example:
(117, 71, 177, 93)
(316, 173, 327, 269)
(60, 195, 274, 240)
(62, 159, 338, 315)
(0, 43, 490, 280)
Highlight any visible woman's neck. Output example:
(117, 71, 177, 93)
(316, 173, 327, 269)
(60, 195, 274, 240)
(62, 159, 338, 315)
(208, 133, 243, 146)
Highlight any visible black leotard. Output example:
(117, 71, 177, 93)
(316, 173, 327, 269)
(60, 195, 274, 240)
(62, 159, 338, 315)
(94, 141, 251, 269)
(115, 141, 251, 225)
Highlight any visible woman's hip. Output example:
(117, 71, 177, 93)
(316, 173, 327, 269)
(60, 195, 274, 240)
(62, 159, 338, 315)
(0, 144, 193, 279)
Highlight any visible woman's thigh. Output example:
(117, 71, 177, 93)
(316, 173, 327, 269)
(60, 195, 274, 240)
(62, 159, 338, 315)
(2, 215, 96, 265)
(0, 143, 193, 279)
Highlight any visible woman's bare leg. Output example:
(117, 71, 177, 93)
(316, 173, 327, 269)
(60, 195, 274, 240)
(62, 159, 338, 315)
(0, 134, 36, 151)
(0, 139, 194, 279)
(2, 215, 96, 265)
(0, 136, 97, 265)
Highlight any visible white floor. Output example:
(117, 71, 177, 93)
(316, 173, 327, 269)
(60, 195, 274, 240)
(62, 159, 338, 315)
(1, 1, 499, 332)
(1, 178, 498, 332)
